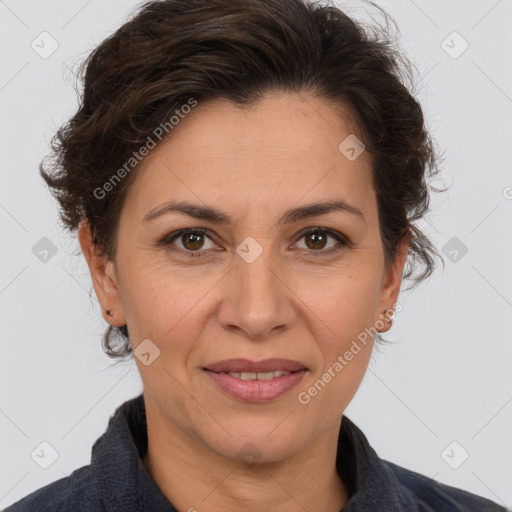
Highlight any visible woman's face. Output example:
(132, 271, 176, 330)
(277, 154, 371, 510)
(81, 92, 406, 463)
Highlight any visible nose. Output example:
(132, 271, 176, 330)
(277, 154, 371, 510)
(217, 241, 297, 340)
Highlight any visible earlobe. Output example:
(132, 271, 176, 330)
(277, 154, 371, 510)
(78, 219, 127, 327)
(377, 309, 395, 333)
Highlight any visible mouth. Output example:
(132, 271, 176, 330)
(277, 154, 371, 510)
(202, 358, 308, 402)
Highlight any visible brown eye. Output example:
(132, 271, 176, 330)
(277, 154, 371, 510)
(181, 232, 205, 251)
(162, 228, 216, 257)
(295, 228, 348, 254)
(304, 231, 328, 250)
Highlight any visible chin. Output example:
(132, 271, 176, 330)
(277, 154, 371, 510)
(202, 420, 309, 465)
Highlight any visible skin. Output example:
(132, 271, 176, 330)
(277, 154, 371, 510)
(79, 92, 408, 512)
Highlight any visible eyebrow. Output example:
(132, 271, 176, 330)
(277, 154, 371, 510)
(142, 199, 366, 225)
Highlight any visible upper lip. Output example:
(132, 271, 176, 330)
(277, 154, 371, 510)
(204, 358, 308, 373)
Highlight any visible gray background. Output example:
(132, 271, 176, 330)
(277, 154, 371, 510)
(1, 0, 511, 509)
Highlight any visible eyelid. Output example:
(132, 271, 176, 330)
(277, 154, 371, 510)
(160, 228, 218, 251)
(293, 226, 351, 247)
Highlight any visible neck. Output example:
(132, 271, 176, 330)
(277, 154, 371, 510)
(142, 406, 349, 512)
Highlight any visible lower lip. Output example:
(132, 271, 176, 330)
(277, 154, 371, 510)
(203, 369, 307, 402)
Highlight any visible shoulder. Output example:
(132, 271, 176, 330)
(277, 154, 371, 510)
(383, 459, 509, 511)
(2, 465, 96, 512)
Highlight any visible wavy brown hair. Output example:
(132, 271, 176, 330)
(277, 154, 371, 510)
(40, 0, 444, 359)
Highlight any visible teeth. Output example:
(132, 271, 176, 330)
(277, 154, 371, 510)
(224, 370, 291, 380)
(256, 371, 276, 380)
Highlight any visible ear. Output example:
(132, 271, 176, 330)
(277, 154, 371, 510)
(78, 219, 126, 327)
(377, 235, 409, 333)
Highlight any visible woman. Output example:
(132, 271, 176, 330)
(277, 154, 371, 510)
(4, 0, 507, 510)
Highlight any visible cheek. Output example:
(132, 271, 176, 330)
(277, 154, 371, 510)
(296, 279, 377, 415)
(119, 259, 217, 356)
(294, 264, 382, 345)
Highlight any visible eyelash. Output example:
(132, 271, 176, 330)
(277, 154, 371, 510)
(160, 227, 350, 258)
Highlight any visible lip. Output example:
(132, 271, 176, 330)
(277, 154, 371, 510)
(204, 368, 308, 402)
(203, 358, 308, 373)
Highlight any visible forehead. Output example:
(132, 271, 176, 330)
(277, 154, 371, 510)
(122, 93, 376, 223)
